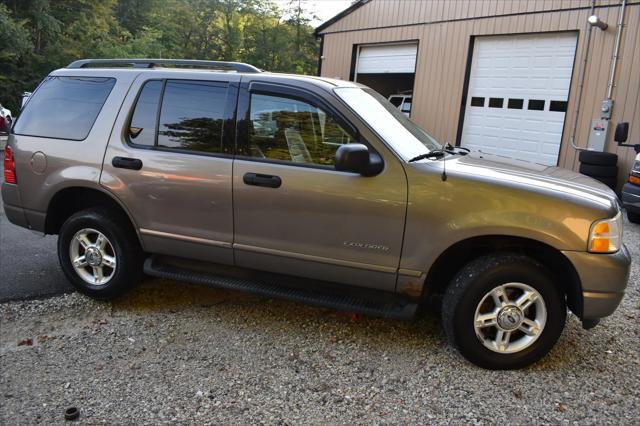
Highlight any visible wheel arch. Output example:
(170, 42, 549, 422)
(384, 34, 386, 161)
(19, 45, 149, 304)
(44, 186, 144, 249)
(423, 235, 583, 317)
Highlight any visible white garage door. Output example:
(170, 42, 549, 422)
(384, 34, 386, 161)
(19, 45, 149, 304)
(356, 43, 418, 74)
(460, 33, 578, 166)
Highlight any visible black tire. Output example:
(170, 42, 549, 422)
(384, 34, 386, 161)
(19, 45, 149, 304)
(442, 253, 566, 370)
(579, 163, 618, 178)
(593, 175, 617, 189)
(579, 150, 618, 166)
(628, 211, 640, 224)
(58, 207, 143, 299)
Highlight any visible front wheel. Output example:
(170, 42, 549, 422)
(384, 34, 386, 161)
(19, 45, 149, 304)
(58, 207, 143, 299)
(442, 253, 566, 369)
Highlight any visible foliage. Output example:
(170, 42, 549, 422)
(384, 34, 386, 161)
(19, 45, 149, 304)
(0, 0, 320, 112)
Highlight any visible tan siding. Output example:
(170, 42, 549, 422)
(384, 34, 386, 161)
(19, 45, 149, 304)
(317, 0, 627, 34)
(612, 4, 640, 183)
(320, 1, 640, 181)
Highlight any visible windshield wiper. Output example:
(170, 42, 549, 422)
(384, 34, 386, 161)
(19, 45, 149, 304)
(408, 151, 445, 162)
(408, 143, 471, 181)
(408, 142, 467, 163)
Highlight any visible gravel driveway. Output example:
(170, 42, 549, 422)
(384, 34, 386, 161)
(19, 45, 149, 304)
(1, 219, 638, 424)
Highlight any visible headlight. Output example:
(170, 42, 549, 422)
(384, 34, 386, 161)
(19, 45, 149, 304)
(630, 160, 640, 185)
(588, 211, 623, 253)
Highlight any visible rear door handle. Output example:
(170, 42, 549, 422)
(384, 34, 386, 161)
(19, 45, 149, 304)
(112, 156, 143, 170)
(243, 173, 282, 188)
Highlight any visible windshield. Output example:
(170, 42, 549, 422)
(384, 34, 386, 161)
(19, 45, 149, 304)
(334, 87, 441, 161)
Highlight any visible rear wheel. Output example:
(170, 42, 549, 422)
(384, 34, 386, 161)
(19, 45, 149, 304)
(58, 208, 143, 299)
(442, 253, 566, 369)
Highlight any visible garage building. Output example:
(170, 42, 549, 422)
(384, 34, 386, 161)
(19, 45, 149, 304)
(315, 0, 640, 185)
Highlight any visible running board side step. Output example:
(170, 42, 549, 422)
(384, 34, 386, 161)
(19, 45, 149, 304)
(143, 256, 418, 320)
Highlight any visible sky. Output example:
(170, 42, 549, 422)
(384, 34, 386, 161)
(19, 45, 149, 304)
(273, 0, 354, 27)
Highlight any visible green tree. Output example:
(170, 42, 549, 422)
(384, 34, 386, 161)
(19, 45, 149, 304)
(0, 0, 320, 113)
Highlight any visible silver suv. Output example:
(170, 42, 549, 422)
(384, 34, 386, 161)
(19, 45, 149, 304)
(2, 59, 631, 369)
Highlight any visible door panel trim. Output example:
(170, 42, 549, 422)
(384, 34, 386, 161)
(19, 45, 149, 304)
(234, 155, 359, 172)
(234, 243, 397, 274)
(140, 228, 232, 249)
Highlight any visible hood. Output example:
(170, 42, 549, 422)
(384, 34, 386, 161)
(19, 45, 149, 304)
(441, 152, 619, 210)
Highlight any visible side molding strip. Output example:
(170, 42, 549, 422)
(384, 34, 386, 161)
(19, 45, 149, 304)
(398, 268, 423, 278)
(234, 243, 397, 274)
(140, 228, 232, 249)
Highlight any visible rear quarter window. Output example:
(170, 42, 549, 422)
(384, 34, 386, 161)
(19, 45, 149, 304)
(13, 76, 116, 141)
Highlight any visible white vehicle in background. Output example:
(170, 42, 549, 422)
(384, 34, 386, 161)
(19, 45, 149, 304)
(0, 105, 10, 134)
(0, 103, 12, 126)
(388, 92, 412, 117)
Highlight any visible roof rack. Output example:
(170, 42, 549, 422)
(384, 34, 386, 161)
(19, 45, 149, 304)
(66, 59, 262, 73)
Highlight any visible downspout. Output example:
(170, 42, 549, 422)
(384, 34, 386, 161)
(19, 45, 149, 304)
(316, 34, 325, 77)
(606, 0, 627, 100)
(569, 0, 597, 151)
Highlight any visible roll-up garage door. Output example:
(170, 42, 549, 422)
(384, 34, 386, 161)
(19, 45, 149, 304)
(460, 33, 578, 166)
(356, 43, 418, 74)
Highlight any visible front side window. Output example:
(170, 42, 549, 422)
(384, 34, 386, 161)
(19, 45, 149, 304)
(247, 93, 353, 166)
(13, 76, 115, 140)
(128, 79, 227, 154)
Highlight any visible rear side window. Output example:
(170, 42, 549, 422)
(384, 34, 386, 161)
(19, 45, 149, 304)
(128, 79, 228, 154)
(13, 76, 115, 140)
(157, 80, 226, 153)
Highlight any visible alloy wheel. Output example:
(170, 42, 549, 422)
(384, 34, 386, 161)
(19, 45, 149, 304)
(69, 228, 117, 286)
(473, 282, 547, 354)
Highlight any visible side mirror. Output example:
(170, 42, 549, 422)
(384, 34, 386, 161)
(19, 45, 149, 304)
(615, 122, 629, 144)
(335, 143, 383, 176)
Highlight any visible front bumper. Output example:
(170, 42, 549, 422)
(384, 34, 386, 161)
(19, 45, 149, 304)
(562, 244, 631, 320)
(621, 182, 640, 213)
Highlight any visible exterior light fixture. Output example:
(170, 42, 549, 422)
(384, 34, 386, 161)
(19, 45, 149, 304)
(588, 15, 608, 30)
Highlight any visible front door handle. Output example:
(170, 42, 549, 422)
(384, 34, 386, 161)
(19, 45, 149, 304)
(112, 156, 143, 170)
(243, 173, 282, 188)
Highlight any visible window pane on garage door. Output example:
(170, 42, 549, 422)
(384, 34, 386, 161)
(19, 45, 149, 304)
(460, 33, 578, 166)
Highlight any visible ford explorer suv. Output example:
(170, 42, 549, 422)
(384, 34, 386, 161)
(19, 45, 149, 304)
(1, 59, 631, 369)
